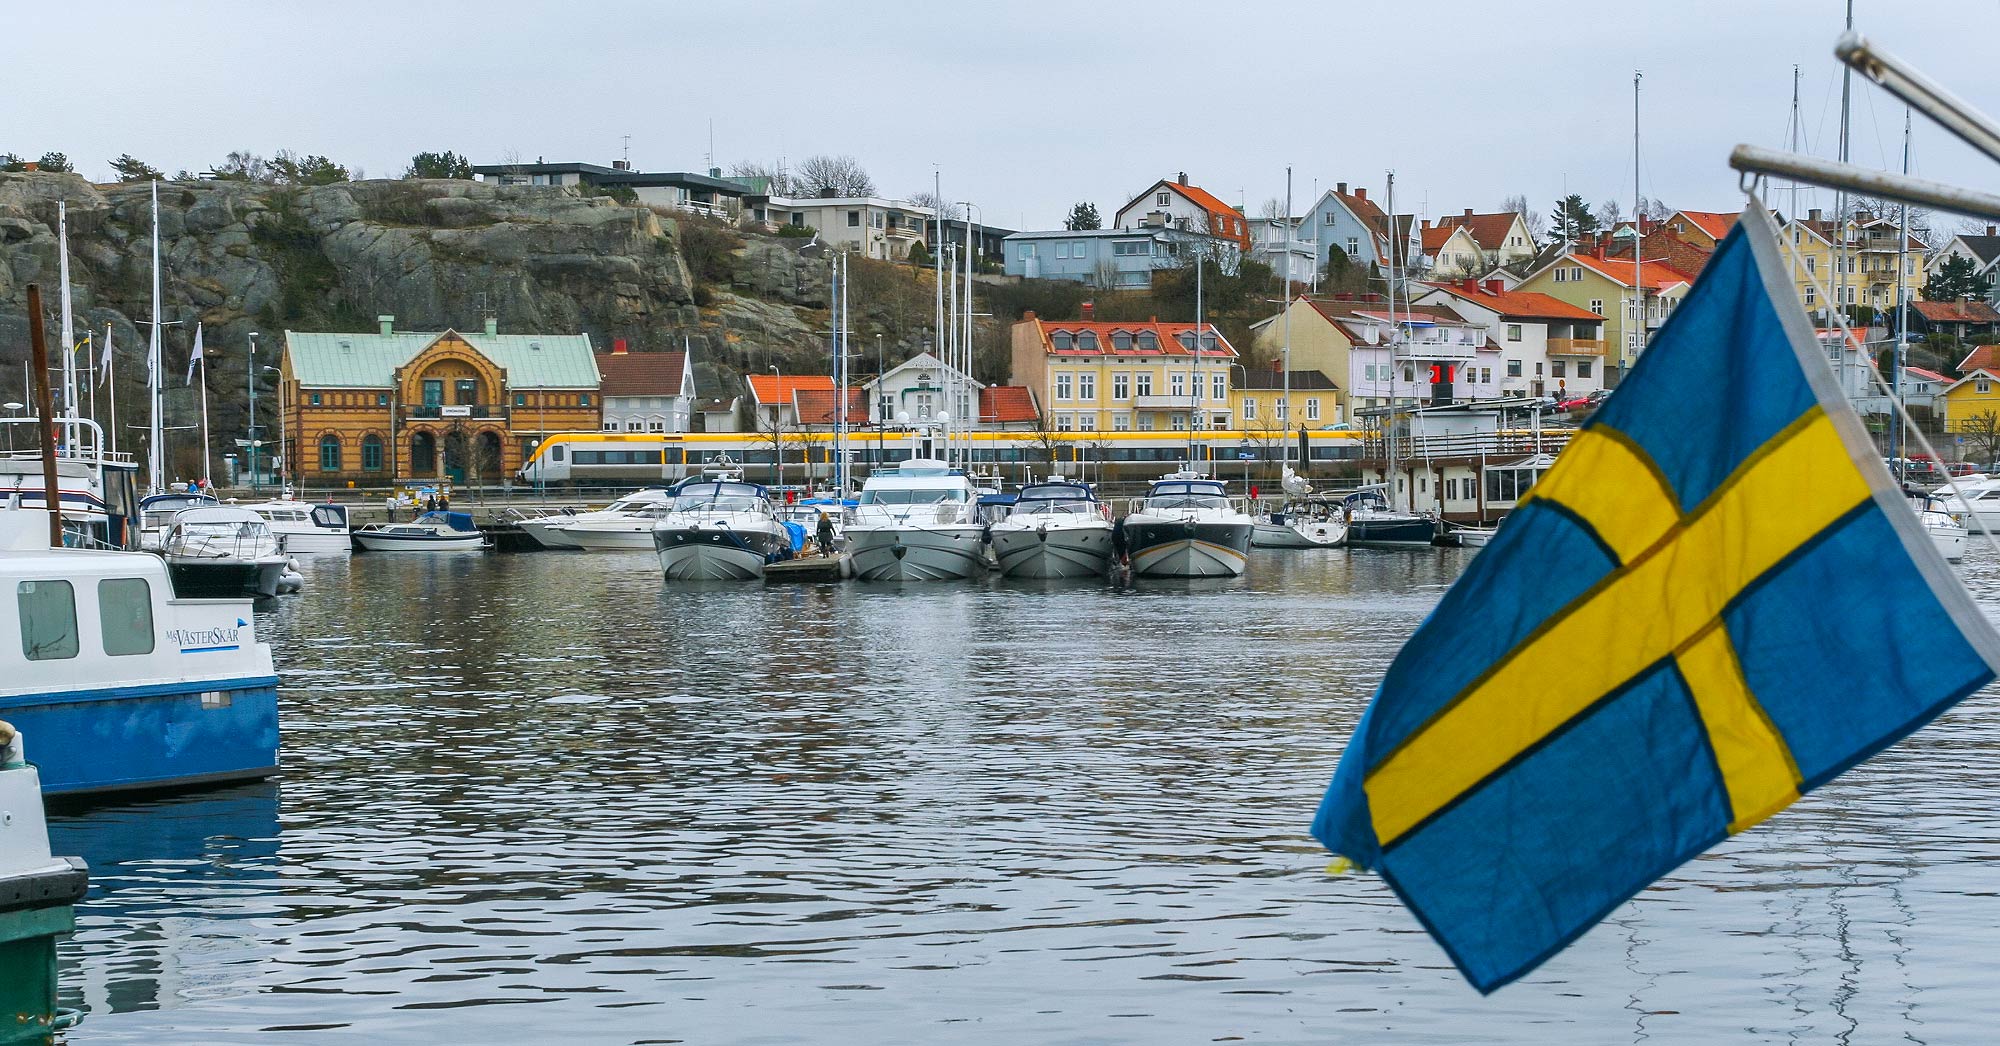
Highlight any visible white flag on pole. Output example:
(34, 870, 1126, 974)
(97, 329, 113, 384)
(186, 323, 204, 386)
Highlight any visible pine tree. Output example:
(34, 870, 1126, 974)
(1064, 202, 1101, 231)
(1924, 254, 1986, 302)
(1550, 194, 1599, 245)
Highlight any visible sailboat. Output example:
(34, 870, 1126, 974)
(1348, 172, 1441, 550)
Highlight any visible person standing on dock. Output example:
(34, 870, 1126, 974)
(815, 511, 836, 558)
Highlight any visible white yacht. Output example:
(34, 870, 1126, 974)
(1341, 486, 1440, 549)
(543, 488, 675, 551)
(509, 506, 583, 549)
(242, 498, 350, 553)
(1936, 477, 2000, 535)
(352, 510, 488, 552)
(0, 503, 279, 796)
(653, 478, 791, 580)
(159, 506, 291, 598)
(1913, 493, 1967, 562)
(137, 490, 217, 551)
(845, 458, 987, 581)
(1122, 471, 1256, 578)
(988, 477, 1115, 578)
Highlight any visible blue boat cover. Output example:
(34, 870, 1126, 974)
(1311, 201, 2000, 993)
(780, 520, 806, 552)
(416, 511, 477, 533)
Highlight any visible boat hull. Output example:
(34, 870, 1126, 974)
(553, 526, 657, 551)
(1126, 520, 1253, 577)
(351, 533, 486, 552)
(655, 526, 786, 580)
(0, 676, 281, 797)
(1345, 515, 1439, 549)
(990, 523, 1114, 578)
(517, 518, 582, 549)
(846, 526, 988, 581)
(167, 559, 288, 599)
(270, 530, 350, 554)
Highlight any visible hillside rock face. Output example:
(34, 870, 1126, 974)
(0, 172, 842, 464)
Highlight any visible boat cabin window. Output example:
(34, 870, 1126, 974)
(1013, 485, 1095, 514)
(859, 488, 968, 506)
(1146, 491, 1230, 511)
(672, 483, 767, 513)
(18, 580, 78, 661)
(98, 578, 154, 656)
(311, 506, 347, 528)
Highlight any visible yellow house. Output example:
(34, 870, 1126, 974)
(1233, 366, 1341, 435)
(1777, 216, 1839, 316)
(1516, 251, 1692, 377)
(1942, 347, 2000, 438)
(1008, 310, 1236, 433)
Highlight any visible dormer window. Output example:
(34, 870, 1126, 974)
(1051, 332, 1074, 350)
(1076, 332, 1099, 351)
(1137, 331, 1159, 350)
(1176, 332, 1196, 350)
(1112, 331, 1133, 350)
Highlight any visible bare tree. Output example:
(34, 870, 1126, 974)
(1501, 194, 1547, 243)
(750, 402, 814, 487)
(908, 191, 961, 221)
(1599, 199, 1625, 230)
(1258, 197, 1287, 223)
(1091, 258, 1122, 292)
(1021, 411, 1070, 475)
(796, 154, 875, 198)
(729, 160, 804, 197)
(1956, 409, 2000, 466)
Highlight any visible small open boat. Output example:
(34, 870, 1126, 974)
(352, 510, 488, 552)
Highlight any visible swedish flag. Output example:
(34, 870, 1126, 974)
(1311, 201, 2000, 993)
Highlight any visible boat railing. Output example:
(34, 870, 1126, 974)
(164, 526, 279, 561)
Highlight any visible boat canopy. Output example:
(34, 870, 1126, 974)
(416, 511, 478, 532)
(172, 507, 269, 526)
(1017, 482, 1095, 501)
(1147, 479, 1227, 497)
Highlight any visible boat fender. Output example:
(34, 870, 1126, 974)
(891, 543, 907, 560)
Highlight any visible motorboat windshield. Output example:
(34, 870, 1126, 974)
(1012, 483, 1099, 516)
(858, 488, 969, 506)
(605, 491, 671, 513)
(1144, 480, 1230, 513)
(671, 482, 773, 515)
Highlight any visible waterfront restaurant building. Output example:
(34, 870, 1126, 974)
(280, 318, 601, 486)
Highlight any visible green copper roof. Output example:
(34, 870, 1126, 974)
(282, 330, 601, 389)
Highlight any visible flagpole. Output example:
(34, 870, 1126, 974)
(85, 333, 95, 434)
(148, 180, 164, 493)
(106, 323, 117, 459)
(199, 355, 213, 488)
(57, 201, 76, 452)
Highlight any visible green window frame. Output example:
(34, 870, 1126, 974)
(361, 434, 384, 471)
(319, 435, 342, 471)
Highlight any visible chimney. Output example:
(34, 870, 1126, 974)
(1081, 301, 1095, 320)
(612, 338, 629, 355)
(1463, 208, 1474, 219)
(1177, 171, 1189, 186)
(1022, 309, 1037, 321)
(1354, 188, 1368, 203)
(1459, 278, 1478, 293)
(1334, 292, 1353, 301)
(377, 315, 394, 336)
(1483, 278, 1505, 295)
(1364, 292, 1383, 303)
(1988, 225, 1997, 237)
(483, 316, 498, 335)
(1808, 208, 1823, 222)
(1336, 182, 1348, 195)
(1856, 210, 1874, 223)
(1421, 219, 1432, 231)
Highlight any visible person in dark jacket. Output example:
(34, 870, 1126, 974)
(815, 511, 837, 557)
(1111, 515, 1129, 566)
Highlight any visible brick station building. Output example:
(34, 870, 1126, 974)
(279, 317, 601, 486)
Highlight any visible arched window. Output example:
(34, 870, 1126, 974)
(361, 434, 384, 471)
(318, 434, 342, 472)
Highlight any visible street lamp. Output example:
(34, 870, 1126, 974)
(1239, 435, 1253, 498)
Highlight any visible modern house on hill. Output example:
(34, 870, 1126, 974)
(472, 160, 750, 219)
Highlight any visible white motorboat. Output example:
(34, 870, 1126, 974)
(845, 458, 987, 581)
(242, 498, 350, 553)
(1935, 477, 2000, 535)
(138, 491, 217, 551)
(653, 478, 791, 580)
(159, 507, 291, 598)
(1122, 471, 1256, 578)
(989, 477, 1114, 578)
(509, 506, 584, 549)
(352, 510, 488, 552)
(1253, 507, 1348, 549)
(543, 489, 675, 551)
(0, 503, 279, 796)
(1913, 493, 1967, 563)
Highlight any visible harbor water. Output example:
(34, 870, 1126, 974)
(48, 548, 2000, 1044)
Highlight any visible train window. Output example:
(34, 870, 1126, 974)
(552, 446, 566, 462)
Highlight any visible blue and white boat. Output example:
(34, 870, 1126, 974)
(1122, 471, 1256, 578)
(988, 477, 1114, 578)
(352, 510, 488, 552)
(653, 479, 791, 580)
(0, 504, 279, 797)
(1341, 487, 1439, 549)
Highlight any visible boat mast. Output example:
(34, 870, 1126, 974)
(1836, 0, 1854, 382)
(1384, 170, 1400, 511)
(1634, 71, 1644, 373)
(56, 202, 77, 453)
(1282, 165, 1293, 475)
(148, 180, 164, 493)
(933, 171, 945, 463)
(1894, 106, 1911, 467)
(1193, 216, 1205, 473)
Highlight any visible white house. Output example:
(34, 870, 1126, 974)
(1111, 173, 1251, 270)
(861, 352, 979, 427)
(1411, 280, 1610, 400)
(1248, 217, 1318, 284)
(1430, 210, 1539, 269)
(766, 196, 935, 261)
(1318, 300, 1502, 409)
(596, 341, 696, 432)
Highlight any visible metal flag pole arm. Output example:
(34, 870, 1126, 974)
(1837, 31, 2000, 169)
(1728, 145, 2000, 224)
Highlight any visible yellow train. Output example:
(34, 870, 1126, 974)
(515, 428, 1372, 489)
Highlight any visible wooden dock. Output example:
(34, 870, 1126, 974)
(764, 555, 848, 582)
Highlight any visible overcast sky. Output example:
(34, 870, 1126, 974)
(11, 1, 1998, 233)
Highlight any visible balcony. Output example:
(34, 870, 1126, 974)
(409, 405, 509, 420)
(1133, 394, 1202, 409)
(1546, 338, 1607, 356)
(1392, 338, 1480, 362)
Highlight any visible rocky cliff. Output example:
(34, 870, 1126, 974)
(0, 172, 898, 475)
